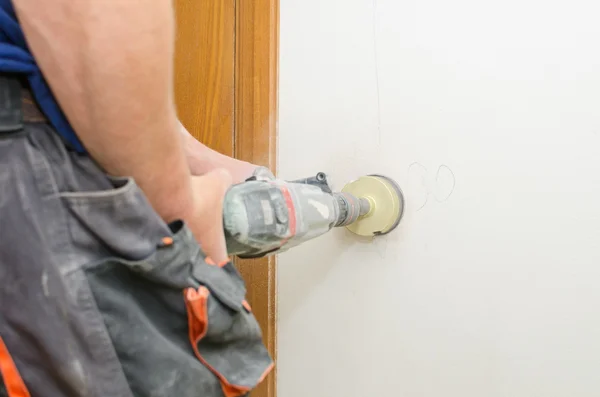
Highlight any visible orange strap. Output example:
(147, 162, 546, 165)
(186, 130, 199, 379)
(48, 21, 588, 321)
(0, 337, 30, 397)
(185, 287, 253, 397)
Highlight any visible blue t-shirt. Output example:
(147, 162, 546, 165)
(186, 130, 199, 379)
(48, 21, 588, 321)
(0, 0, 84, 152)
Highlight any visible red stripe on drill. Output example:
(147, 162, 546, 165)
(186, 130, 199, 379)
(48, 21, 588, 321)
(279, 185, 297, 241)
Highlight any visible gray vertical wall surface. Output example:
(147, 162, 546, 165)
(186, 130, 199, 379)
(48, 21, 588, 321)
(277, 0, 600, 396)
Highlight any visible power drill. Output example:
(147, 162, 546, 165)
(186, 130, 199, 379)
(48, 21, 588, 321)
(223, 167, 405, 258)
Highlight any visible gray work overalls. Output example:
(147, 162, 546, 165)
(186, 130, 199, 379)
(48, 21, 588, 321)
(0, 75, 273, 397)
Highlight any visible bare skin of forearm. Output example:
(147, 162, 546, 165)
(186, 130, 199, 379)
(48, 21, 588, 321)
(14, 0, 193, 223)
(178, 121, 257, 183)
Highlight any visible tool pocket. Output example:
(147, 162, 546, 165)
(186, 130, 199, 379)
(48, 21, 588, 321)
(183, 259, 274, 397)
(83, 222, 273, 397)
(58, 174, 172, 260)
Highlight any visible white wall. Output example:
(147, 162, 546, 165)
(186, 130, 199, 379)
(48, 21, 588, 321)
(278, 0, 600, 396)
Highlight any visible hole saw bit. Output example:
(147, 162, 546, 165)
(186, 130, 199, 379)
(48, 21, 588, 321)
(223, 168, 405, 258)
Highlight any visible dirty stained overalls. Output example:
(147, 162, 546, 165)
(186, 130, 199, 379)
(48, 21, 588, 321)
(0, 75, 273, 396)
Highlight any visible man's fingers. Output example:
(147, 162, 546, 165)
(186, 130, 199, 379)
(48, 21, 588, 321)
(189, 168, 233, 263)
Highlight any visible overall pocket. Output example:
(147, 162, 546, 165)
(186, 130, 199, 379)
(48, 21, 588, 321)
(184, 260, 274, 397)
(59, 175, 171, 261)
(84, 224, 273, 397)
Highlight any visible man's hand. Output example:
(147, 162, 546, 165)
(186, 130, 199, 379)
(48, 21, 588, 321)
(187, 169, 233, 263)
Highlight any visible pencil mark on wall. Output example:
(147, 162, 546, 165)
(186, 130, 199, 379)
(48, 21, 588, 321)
(372, 0, 382, 146)
(434, 164, 456, 202)
(408, 162, 429, 211)
(417, 195, 429, 212)
(408, 162, 456, 211)
(408, 161, 427, 172)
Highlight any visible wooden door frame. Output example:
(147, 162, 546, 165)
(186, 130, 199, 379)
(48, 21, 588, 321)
(234, 1, 279, 396)
(174, 0, 279, 395)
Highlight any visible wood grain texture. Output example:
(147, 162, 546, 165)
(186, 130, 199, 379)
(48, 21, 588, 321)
(234, 0, 280, 396)
(173, 1, 279, 396)
(173, 0, 235, 156)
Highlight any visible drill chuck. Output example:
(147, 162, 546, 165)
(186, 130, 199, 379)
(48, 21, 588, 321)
(332, 193, 371, 227)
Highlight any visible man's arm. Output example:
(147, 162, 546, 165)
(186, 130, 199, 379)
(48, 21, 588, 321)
(14, 0, 231, 261)
(178, 121, 258, 183)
